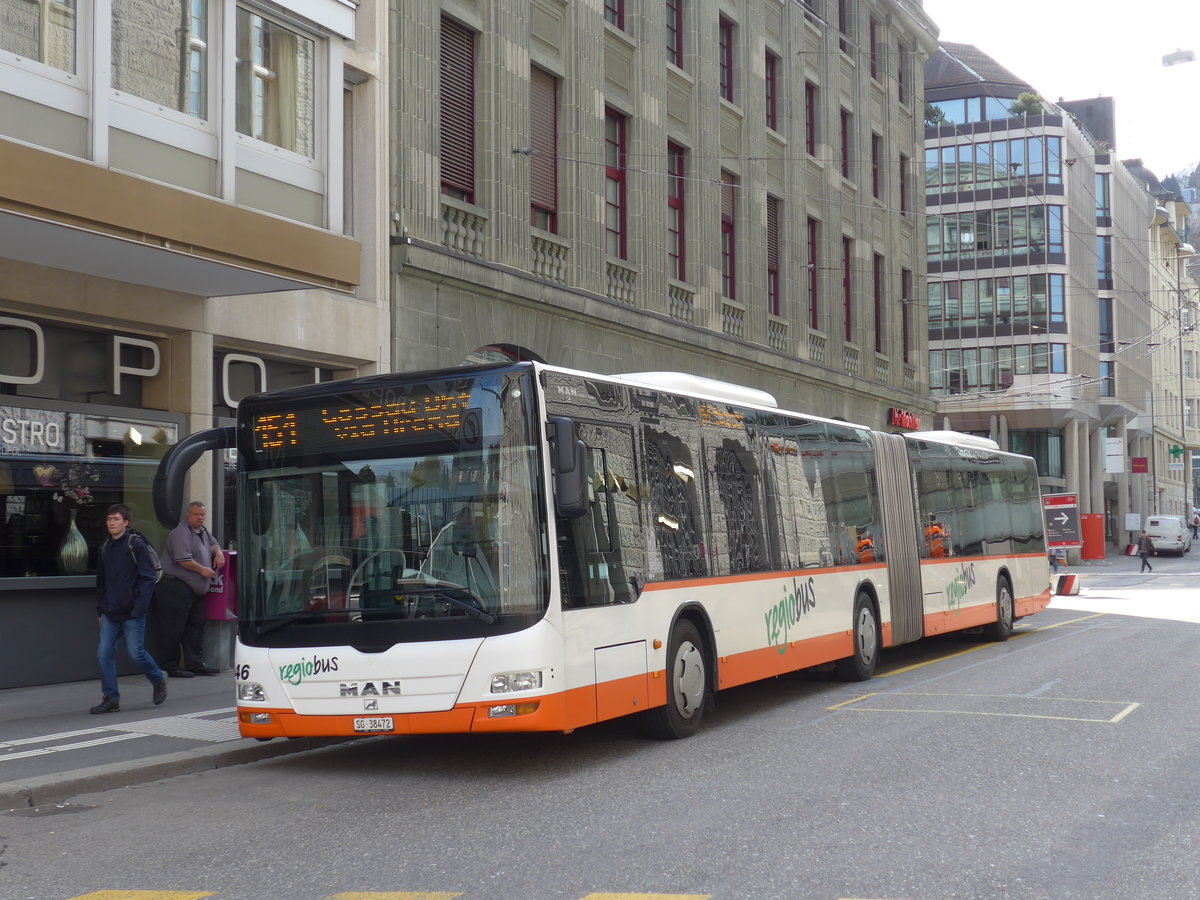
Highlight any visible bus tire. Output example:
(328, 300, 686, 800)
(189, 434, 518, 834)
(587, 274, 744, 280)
(642, 619, 708, 740)
(981, 577, 1014, 642)
(834, 591, 879, 681)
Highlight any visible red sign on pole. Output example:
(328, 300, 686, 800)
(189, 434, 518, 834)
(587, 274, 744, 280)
(1131, 457, 1149, 474)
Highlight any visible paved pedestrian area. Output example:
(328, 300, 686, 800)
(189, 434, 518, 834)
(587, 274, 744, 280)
(0, 671, 346, 810)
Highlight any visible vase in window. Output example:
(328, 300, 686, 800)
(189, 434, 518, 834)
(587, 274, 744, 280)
(58, 508, 89, 576)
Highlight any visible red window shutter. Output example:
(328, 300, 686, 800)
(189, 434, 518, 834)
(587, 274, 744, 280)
(530, 67, 558, 228)
(440, 18, 475, 201)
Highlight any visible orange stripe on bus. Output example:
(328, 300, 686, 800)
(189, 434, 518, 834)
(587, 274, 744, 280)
(716, 631, 852, 688)
(1017, 588, 1052, 618)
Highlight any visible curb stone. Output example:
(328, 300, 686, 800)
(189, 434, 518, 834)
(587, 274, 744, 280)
(0, 736, 356, 811)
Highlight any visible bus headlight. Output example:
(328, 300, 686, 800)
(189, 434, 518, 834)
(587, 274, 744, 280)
(238, 682, 266, 702)
(490, 670, 543, 693)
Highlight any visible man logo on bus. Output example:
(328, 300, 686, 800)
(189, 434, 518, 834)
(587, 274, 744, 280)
(766, 576, 817, 654)
(340, 682, 403, 697)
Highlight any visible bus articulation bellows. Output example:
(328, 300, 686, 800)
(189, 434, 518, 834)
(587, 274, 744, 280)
(153, 363, 1051, 740)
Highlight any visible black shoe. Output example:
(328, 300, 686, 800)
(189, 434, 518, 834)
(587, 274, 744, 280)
(153, 680, 167, 705)
(166, 668, 194, 678)
(90, 696, 119, 714)
(189, 665, 220, 676)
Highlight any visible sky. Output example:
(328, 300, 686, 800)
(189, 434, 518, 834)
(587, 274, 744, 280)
(920, 0, 1200, 180)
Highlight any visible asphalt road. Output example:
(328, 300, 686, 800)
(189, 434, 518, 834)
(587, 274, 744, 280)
(4, 555, 1200, 900)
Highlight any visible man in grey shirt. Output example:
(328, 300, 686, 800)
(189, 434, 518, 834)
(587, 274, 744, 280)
(156, 500, 225, 676)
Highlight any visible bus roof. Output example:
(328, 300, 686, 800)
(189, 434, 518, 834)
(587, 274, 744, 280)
(907, 431, 1001, 450)
(609, 372, 779, 408)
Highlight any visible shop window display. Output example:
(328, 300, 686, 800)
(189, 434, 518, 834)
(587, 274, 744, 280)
(0, 416, 178, 580)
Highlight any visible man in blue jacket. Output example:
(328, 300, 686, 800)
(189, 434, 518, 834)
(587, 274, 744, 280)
(90, 503, 166, 713)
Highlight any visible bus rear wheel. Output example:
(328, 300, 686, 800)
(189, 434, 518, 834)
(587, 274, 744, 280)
(834, 591, 879, 681)
(642, 619, 708, 739)
(981, 577, 1014, 642)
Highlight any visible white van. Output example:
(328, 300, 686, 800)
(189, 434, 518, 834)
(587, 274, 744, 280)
(1145, 515, 1192, 555)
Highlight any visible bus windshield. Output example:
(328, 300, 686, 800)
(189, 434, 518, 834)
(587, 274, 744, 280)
(238, 370, 547, 642)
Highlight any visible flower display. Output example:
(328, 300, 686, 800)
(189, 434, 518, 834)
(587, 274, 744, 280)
(33, 462, 100, 505)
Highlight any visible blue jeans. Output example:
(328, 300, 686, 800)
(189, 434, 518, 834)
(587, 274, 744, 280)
(98, 614, 164, 701)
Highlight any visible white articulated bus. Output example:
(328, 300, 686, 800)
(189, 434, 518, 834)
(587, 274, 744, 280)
(154, 362, 1050, 740)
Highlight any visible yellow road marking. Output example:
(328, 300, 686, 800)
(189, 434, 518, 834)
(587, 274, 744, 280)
(1021, 612, 1108, 631)
(875, 612, 1108, 677)
(827, 692, 882, 710)
(70, 893, 215, 900)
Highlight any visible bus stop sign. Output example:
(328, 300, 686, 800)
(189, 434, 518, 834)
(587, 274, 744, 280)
(1042, 493, 1081, 548)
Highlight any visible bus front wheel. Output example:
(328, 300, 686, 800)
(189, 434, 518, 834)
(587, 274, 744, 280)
(643, 619, 708, 740)
(834, 591, 879, 681)
(981, 577, 1014, 642)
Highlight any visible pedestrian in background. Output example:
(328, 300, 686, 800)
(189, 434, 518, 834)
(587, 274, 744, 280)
(1138, 530, 1154, 574)
(1191, 512, 1199, 541)
(91, 504, 166, 713)
(156, 501, 225, 677)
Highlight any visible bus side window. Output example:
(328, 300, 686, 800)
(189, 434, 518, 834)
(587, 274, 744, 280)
(559, 425, 645, 608)
(791, 420, 835, 567)
(642, 427, 706, 581)
(707, 440, 768, 575)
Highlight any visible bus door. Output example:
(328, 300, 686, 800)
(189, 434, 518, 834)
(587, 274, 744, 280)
(871, 432, 923, 645)
(556, 422, 650, 722)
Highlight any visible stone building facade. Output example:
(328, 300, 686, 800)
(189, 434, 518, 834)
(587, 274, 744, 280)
(390, 0, 938, 429)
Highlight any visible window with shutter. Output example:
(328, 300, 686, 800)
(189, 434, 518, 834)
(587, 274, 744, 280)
(842, 236, 853, 341)
(767, 196, 780, 316)
(530, 67, 558, 232)
(440, 17, 475, 202)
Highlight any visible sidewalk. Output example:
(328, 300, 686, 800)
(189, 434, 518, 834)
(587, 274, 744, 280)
(0, 670, 347, 810)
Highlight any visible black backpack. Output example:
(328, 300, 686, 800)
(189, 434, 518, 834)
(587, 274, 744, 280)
(106, 528, 163, 583)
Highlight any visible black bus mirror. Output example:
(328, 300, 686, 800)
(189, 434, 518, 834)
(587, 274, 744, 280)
(548, 417, 588, 518)
(153, 426, 236, 528)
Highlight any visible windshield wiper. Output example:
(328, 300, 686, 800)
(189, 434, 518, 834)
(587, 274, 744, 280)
(392, 577, 498, 624)
(254, 610, 325, 637)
